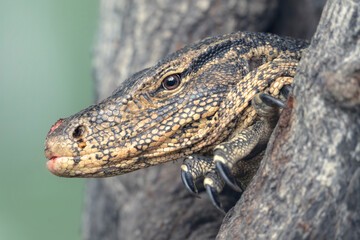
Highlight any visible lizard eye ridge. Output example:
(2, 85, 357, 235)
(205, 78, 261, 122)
(162, 74, 181, 90)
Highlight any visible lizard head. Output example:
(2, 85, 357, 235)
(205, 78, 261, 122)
(44, 32, 280, 177)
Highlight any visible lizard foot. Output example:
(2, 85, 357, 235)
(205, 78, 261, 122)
(214, 92, 287, 192)
(181, 155, 225, 213)
(181, 89, 290, 213)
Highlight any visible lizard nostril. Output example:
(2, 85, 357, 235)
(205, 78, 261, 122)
(72, 125, 86, 139)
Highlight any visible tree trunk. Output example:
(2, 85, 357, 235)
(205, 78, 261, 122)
(217, 0, 360, 239)
(81, 0, 360, 239)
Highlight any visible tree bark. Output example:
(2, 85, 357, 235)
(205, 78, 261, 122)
(79, 0, 360, 239)
(217, 0, 360, 239)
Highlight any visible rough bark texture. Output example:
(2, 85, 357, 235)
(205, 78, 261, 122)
(79, 0, 360, 239)
(217, 0, 360, 239)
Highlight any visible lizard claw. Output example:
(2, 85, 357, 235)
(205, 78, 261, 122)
(215, 161, 243, 192)
(259, 93, 287, 109)
(280, 85, 292, 99)
(181, 169, 200, 198)
(205, 184, 226, 214)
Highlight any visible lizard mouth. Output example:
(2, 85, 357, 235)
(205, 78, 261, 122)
(46, 156, 61, 175)
(46, 155, 88, 177)
(45, 152, 127, 178)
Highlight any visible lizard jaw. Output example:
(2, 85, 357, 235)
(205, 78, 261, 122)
(46, 155, 81, 177)
(46, 156, 61, 176)
(45, 154, 107, 178)
(45, 151, 152, 178)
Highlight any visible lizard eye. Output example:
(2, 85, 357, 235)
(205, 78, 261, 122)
(162, 74, 181, 90)
(72, 125, 86, 139)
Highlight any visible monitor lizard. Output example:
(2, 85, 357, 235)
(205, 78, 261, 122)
(44, 31, 308, 213)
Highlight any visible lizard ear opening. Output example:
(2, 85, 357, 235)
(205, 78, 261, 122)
(248, 56, 265, 72)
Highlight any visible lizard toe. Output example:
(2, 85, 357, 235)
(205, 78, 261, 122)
(181, 169, 200, 197)
(215, 161, 243, 192)
(205, 184, 226, 214)
(259, 93, 287, 109)
(280, 85, 292, 99)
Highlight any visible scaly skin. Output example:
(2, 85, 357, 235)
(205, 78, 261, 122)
(44, 31, 307, 210)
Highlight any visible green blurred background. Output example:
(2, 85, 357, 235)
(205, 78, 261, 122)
(0, 0, 98, 239)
